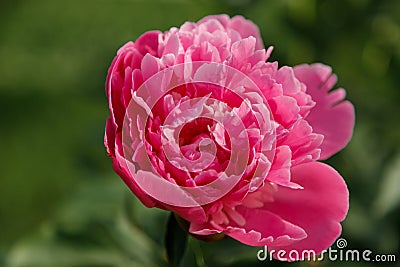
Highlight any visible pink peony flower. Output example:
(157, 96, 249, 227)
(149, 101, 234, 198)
(104, 14, 355, 261)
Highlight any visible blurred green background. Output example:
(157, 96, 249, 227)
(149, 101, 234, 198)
(1, 0, 399, 266)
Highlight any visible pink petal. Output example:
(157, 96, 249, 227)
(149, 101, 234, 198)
(189, 221, 223, 235)
(294, 64, 355, 159)
(197, 15, 264, 50)
(106, 45, 143, 129)
(275, 66, 315, 117)
(197, 14, 230, 29)
(112, 150, 157, 208)
(224, 206, 307, 247)
(267, 145, 302, 189)
(141, 53, 160, 81)
(162, 33, 179, 56)
(105, 118, 116, 157)
(278, 119, 323, 165)
(229, 15, 264, 50)
(269, 95, 300, 127)
(135, 30, 161, 56)
(107, 54, 125, 129)
(264, 162, 349, 260)
(230, 36, 256, 70)
(198, 17, 226, 33)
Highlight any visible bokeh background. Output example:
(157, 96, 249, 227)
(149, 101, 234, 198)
(1, 0, 399, 266)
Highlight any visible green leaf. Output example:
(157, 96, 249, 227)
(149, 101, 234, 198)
(5, 177, 166, 267)
(165, 213, 188, 267)
(373, 154, 400, 217)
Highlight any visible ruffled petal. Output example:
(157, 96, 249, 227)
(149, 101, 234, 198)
(294, 64, 355, 159)
(197, 14, 264, 50)
(267, 145, 302, 189)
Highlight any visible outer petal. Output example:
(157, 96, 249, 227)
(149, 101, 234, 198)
(105, 118, 116, 157)
(106, 43, 143, 129)
(223, 206, 307, 247)
(264, 162, 349, 261)
(294, 64, 355, 159)
(112, 151, 157, 208)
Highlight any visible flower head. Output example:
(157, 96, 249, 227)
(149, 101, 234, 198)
(105, 14, 355, 261)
